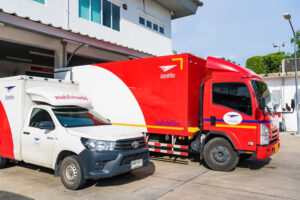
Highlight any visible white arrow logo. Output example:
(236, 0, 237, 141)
(159, 65, 177, 72)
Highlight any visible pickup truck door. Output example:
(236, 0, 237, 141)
(21, 108, 56, 167)
(203, 80, 257, 151)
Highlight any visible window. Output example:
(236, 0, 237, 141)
(91, 0, 101, 23)
(159, 26, 164, 34)
(213, 82, 252, 115)
(112, 4, 120, 31)
(53, 107, 109, 128)
(153, 24, 158, 31)
(33, 0, 45, 4)
(103, 0, 111, 27)
(29, 108, 54, 128)
(146, 20, 152, 28)
(79, 0, 120, 30)
(138, 16, 165, 35)
(139, 17, 145, 25)
(79, 0, 91, 20)
(252, 80, 273, 112)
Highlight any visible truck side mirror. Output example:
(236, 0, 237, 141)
(286, 103, 291, 112)
(291, 99, 295, 110)
(38, 121, 55, 130)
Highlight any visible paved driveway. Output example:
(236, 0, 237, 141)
(0, 134, 299, 200)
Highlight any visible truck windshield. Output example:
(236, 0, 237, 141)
(53, 107, 110, 128)
(251, 81, 273, 112)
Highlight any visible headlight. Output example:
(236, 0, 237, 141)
(260, 124, 269, 145)
(81, 138, 115, 151)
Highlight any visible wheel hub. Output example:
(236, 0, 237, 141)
(65, 163, 77, 182)
(212, 146, 231, 163)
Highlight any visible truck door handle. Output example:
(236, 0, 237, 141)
(47, 137, 54, 140)
(23, 132, 30, 135)
(210, 116, 216, 126)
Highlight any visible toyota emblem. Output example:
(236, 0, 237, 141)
(132, 141, 139, 149)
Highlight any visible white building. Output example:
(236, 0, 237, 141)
(0, 0, 202, 78)
(261, 71, 300, 132)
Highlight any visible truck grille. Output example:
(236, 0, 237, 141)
(120, 152, 149, 165)
(114, 137, 146, 151)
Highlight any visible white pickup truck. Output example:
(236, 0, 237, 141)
(0, 76, 149, 190)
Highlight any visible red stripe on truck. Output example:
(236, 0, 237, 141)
(0, 101, 14, 159)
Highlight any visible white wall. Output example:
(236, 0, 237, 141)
(0, 0, 172, 56)
(263, 76, 300, 132)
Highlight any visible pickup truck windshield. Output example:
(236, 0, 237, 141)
(252, 80, 273, 112)
(53, 107, 109, 128)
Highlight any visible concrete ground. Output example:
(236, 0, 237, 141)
(0, 133, 299, 200)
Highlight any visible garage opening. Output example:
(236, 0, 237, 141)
(0, 40, 55, 78)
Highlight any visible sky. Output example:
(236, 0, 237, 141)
(172, 0, 300, 66)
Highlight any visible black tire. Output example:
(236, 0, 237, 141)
(0, 155, 7, 169)
(59, 155, 86, 190)
(239, 154, 252, 161)
(203, 137, 239, 171)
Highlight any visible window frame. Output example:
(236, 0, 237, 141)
(29, 108, 55, 129)
(212, 82, 253, 116)
(78, 0, 120, 31)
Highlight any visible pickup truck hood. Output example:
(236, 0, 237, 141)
(66, 125, 143, 141)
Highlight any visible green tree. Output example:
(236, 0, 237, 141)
(246, 56, 266, 74)
(263, 52, 288, 73)
(246, 52, 288, 74)
(290, 30, 300, 50)
(290, 30, 300, 58)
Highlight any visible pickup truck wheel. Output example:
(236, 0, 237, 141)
(0, 155, 7, 169)
(59, 155, 86, 190)
(203, 137, 239, 171)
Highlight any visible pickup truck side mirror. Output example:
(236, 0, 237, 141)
(38, 121, 55, 130)
(291, 99, 295, 110)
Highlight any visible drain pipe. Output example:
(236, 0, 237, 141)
(65, 43, 86, 81)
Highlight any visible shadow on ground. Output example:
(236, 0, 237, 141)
(8, 161, 54, 175)
(7, 160, 156, 189)
(151, 153, 271, 171)
(0, 191, 33, 200)
(93, 161, 155, 188)
(237, 157, 271, 170)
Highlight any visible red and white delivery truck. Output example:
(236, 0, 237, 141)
(0, 76, 149, 190)
(57, 53, 284, 171)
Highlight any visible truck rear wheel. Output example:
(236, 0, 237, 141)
(59, 155, 86, 190)
(0, 155, 7, 169)
(203, 137, 239, 171)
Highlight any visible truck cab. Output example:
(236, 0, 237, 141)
(0, 76, 149, 190)
(201, 57, 280, 170)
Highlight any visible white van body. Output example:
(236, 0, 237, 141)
(0, 76, 149, 190)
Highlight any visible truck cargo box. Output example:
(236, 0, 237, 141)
(59, 54, 207, 137)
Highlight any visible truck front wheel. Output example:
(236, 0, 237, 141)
(203, 137, 239, 171)
(59, 155, 86, 190)
(0, 155, 7, 169)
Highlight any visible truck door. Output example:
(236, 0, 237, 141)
(203, 81, 257, 151)
(21, 108, 55, 167)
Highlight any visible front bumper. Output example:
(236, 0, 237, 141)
(78, 147, 149, 179)
(256, 140, 280, 160)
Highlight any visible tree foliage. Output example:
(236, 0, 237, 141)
(246, 52, 288, 74)
(246, 56, 266, 74)
(290, 30, 300, 50)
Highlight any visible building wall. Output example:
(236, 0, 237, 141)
(263, 76, 300, 132)
(0, 0, 172, 56)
